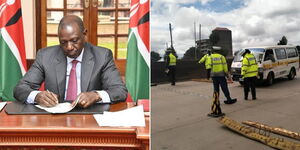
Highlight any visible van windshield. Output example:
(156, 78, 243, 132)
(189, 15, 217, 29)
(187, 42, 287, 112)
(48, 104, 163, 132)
(233, 48, 265, 62)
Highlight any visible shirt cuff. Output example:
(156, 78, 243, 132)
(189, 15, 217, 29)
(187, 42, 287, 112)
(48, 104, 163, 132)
(26, 91, 41, 104)
(96, 91, 111, 103)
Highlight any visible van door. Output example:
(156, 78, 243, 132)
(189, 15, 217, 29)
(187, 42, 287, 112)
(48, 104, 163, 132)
(263, 49, 275, 77)
(274, 48, 288, 77)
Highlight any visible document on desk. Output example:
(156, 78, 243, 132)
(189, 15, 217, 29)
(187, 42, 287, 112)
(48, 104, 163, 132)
(0, 102, 7, 112)
(93, 105, 145, 127)
(35, 96, 80, 113)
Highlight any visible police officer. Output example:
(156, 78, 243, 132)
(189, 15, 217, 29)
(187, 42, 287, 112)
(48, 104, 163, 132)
(199, 50, 212, 80)
(241, 49, 258, 100)
(210, 46, 236, 104)
(165, 48, 177, 86)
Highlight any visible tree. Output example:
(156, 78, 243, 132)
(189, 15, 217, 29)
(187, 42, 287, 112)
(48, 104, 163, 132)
(277, 36, 288, 45)
(182, 47, 195, 60)
(151, 51, 161, 62)
(181, 47, 201, 60)
(181, 46, 204, 60)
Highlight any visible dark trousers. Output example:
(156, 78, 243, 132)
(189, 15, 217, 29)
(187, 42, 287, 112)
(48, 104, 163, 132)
(212, 77, 231, 100)
(168, 66, 176, 85)
(244, 77, 256, 99)
(206, 69, 211, 80)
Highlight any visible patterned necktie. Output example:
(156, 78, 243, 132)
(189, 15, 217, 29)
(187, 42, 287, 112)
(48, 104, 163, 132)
(66, 60, 79, 101)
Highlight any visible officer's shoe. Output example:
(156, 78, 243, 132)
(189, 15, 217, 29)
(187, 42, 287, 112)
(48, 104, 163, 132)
(224, 98, 237, 104)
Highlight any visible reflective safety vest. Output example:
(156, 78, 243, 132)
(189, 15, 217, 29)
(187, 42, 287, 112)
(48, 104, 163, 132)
(199, 54, 212, 69)
(210, 53, 228, 77)
(241, 53, 258, 78)
(169, 53, 176, 66)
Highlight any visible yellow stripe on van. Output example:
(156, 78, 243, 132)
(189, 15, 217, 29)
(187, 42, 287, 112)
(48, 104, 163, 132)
(263, 60, 299, 69)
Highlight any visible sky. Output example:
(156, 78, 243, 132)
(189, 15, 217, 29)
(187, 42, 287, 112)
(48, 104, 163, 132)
(151, 0, 300, 57)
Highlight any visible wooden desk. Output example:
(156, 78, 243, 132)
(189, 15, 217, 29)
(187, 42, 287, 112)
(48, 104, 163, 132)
(0, 102, 149, 150)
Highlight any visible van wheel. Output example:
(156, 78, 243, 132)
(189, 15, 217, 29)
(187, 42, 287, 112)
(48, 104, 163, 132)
(266, 73, 274, 85)
(288, 68, 296, 80)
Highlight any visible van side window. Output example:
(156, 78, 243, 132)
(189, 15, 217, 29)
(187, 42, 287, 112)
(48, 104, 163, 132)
(264, 49, 275, 61)
(286, 48, 298, 58)
(275, 48, 287, 60)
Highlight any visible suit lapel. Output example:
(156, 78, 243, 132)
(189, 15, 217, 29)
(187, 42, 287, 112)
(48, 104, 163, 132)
(81, 44, 94, 92)
(55, 49, 67, 102)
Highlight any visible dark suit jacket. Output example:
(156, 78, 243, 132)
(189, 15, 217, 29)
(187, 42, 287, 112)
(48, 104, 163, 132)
(14, 43, 127, 103)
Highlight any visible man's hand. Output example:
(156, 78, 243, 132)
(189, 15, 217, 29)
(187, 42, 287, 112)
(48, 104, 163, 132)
(77, 92, 101, 108)
(35, 91, 59, 107)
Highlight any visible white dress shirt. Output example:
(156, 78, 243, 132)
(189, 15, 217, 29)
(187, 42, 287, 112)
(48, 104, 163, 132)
(26, 49, 110, 103)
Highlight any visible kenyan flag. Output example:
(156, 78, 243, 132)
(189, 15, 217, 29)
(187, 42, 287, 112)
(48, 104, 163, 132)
(125, 0, 149, 102)
(0, 0, 27, 101)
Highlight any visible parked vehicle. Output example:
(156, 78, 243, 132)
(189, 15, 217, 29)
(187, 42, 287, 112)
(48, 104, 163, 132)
(231, 45, 299, 85)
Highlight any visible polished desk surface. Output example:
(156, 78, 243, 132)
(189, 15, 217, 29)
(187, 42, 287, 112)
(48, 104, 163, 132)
(0, 102, 149, 149)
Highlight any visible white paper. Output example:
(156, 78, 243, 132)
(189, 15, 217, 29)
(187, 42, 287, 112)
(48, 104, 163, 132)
(0, 102, 7, 112)
(35, 96, 80, 114)
(93, 105, 145, 127)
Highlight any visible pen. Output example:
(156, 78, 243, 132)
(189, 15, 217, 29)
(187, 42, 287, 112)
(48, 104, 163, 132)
(47, 89, 59, 104)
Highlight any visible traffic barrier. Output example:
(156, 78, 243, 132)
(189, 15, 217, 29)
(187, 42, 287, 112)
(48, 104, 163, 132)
(207, 91, 225, 117)
(219, 117, 300, 150)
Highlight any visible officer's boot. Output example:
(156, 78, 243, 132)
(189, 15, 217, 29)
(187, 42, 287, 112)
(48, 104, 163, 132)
(244, 88, 248, 100)
(251, 89, 256, 100)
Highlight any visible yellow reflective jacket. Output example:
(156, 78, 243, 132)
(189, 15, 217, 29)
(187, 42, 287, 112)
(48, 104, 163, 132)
(169, 53, 176, 66)
(199, 54, 212, 69)
(241, 53, 258, 78)
(210, 53, 228, 77)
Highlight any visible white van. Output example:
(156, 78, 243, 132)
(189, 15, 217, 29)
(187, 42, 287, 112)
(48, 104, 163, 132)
(231, 45, 299, 85)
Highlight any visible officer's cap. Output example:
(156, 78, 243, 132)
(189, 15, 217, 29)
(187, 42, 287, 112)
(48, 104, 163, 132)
(212, 46, 221, 50)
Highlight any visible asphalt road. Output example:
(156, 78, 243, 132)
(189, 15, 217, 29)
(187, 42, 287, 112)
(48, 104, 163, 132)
(151, 72, 300, 150)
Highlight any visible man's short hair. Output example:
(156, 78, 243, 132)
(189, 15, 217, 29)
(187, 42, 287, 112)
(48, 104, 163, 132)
(58, 15, 85, 33)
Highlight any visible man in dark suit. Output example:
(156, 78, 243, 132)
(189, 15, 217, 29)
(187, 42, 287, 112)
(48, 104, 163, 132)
(14, 15, 127, 108)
